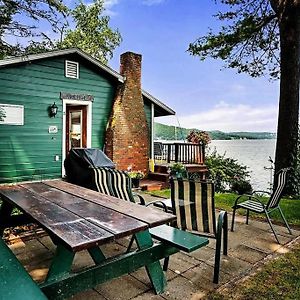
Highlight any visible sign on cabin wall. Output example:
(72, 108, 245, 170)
(60, 92, 94, 102)
(0, 104, 24, 125)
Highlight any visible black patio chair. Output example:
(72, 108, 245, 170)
(153, 141, 164, 163)
(164, 178, 228, 284)
(231, 167, 292, 244)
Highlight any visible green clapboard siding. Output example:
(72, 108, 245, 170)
(0, 55, 116, 183)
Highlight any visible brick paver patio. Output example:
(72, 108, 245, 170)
(6, 193, 300, 300)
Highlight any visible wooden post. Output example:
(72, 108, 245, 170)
(175, 144, 179, 163)
(167, 144, 171, 163)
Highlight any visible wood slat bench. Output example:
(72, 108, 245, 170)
(0, 239, 47, 300)
(0, 181, 178, 298)
(0, 181, 209, 298)
(150, 224, 209, 253)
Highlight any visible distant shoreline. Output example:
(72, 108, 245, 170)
(156, 138, 276, 143)
(155, 122, 276, 141)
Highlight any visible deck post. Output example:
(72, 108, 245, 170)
(175, 144, 179, 162)
(167, 144, 171, 163)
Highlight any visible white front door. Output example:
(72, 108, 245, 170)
(62, 99, 92, 176)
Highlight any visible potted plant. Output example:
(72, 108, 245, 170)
(186, 129, 211, 146)
(168, 163, 187, 179)
(128, 170, 144, 188)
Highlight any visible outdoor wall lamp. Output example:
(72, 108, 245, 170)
(49, 102, 58, 117)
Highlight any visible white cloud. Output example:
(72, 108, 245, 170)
(82, 0, 119, 14)
(104, 0, 120, 9)
(142, 0, 166, 6)
(158, 102, 278, 132)
(103, 0, 120, 16)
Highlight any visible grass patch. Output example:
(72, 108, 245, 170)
(147, 189, 300, 227)
(206, 242, 300, 300)
(147, 189, 171, 198)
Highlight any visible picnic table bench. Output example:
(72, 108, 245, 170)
(0, 180, 209, 299)
(0, 238, 47, 299)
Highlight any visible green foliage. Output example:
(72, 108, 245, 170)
(147, 190, 300, 226)
(188, 0, 280, 79)
(205, 148, 250, 192)
(207, 243, 300, 300)
(154, 122, 275, 141)
(147, 188, 170, 199)
(128, 170, 144, 179)
(1, 0, 122, 63)
(188, 1, 300, 192)
(231, 180, 252, 195)
(169, 163, 187, 179)
(57, 0, 122, 64)
(186, 129, 211, 145)
(154, 122, 187, 140)
(0, 0, 67, 57)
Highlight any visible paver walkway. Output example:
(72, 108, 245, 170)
(6, 193, 300, 300)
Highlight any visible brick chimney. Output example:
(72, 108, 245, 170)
(105, 52, 149, 173)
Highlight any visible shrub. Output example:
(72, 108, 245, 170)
(205, 148, 250, 192)
(231, 180, 252, 195)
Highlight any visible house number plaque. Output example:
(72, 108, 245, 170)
(48, 126, 58, 134)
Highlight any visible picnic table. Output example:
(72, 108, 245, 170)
(0, 180, 209, 299)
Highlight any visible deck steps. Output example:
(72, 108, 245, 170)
(154, 164, 169, 173)
(140, 163, 208, 191)
(148, 172, 169, 182)
(140, 179, 165, 191)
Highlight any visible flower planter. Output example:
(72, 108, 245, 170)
(131, 178, 140, 188)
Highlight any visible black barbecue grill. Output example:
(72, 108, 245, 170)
(64, 148, 115, 190)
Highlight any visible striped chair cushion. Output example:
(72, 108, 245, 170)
(267, 168, 289, 209)
(237, 200, 264, 213)
(171, 178, 216, 237)
(92, 167, 114, 196)
(108, 169, 134, 202)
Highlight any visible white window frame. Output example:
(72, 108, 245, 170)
(62, 99, 92, 177)
(0, 104, 24, 125)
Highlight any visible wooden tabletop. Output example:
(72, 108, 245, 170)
(0, 180, 175, 252)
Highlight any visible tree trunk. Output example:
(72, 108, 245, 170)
(274, 2, 300, 193)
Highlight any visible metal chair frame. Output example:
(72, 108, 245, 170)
(231, 168, 292, 243)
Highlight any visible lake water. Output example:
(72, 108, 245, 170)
(209, 139, 276, 191)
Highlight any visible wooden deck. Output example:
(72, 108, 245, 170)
(146, 162, 208, 191)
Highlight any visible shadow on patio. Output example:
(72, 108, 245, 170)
(6, 194, 300, 300)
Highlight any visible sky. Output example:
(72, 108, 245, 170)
(104, 0, 279, 133)
(6, 0, 279, 133)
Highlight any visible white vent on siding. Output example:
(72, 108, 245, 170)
(65, 60, 79, 79)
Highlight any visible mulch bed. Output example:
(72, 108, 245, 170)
(3, 224, 47, 245)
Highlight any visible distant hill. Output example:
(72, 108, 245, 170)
(154, 122, 276, 141)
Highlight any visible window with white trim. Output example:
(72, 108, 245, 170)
(65, 60, 79, 79)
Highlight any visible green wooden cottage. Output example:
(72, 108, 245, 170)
(0, 48, 175, 184)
